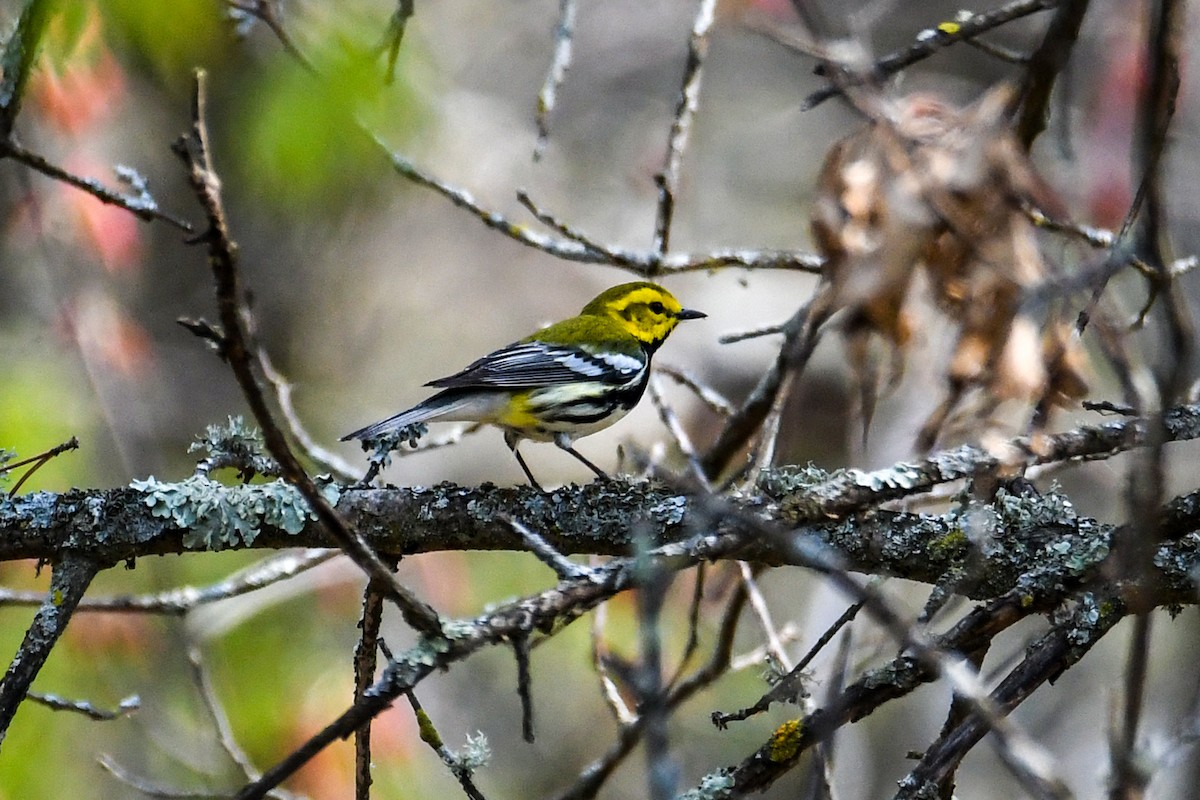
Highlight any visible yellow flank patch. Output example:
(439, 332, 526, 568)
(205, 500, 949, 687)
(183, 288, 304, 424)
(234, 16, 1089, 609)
(937, 21, 961, 34)
(768, 718, 803, 762)
(497, 393, 540, 429)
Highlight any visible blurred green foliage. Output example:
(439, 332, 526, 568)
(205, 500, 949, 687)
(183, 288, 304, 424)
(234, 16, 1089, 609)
(0, 348, 97, 492)
(102, 0, 225, 82)
(233, 39, 425, 211)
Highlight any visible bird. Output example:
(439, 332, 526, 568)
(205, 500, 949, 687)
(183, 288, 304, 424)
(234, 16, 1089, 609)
(342, 281, 705, 489)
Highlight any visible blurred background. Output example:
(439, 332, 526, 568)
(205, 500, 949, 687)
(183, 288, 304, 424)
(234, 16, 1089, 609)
(2, 0, 1200, 798)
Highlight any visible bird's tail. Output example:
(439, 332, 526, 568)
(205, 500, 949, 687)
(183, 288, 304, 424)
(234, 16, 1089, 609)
(340, 391, 484, 441)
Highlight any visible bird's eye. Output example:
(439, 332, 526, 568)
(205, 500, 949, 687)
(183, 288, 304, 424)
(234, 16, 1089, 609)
(649, 301, 666, 314)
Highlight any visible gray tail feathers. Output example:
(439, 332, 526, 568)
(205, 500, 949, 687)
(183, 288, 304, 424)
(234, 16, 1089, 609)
(340, 391, 478, 441)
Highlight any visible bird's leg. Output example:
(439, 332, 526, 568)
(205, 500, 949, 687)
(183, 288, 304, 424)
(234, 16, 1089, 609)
(554, 433, 610, 482)
(506, 433, 544, 491)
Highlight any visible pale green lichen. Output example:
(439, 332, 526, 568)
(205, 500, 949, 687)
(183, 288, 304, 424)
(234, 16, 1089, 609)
(451, 731, 491, 776)
(190, 415, 278, 478)
(755, 464, 830, 499)
(677, 770, 734, 800)
(129, 475, 341, 550)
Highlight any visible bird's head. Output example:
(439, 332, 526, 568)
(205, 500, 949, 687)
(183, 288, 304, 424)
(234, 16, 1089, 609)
(581, 282, 706, 351)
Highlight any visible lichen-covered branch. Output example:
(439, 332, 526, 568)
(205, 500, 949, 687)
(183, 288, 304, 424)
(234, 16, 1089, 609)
(0, 555, 99, 746)
(4, 469, 1200, 609)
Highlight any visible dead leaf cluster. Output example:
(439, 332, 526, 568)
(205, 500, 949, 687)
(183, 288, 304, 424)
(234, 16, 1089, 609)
(811, 85, 1089, 450)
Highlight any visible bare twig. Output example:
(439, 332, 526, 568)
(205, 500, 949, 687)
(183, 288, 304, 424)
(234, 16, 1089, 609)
(404, 690, 489, 800)
(647, 375, 709, 485)
(257, 350, 363, 483)
(0, 140, 193, 231)
(225, 1, 314, 72)
(552, 571, 751, 800)
(513, 632, 535, 743)
(652, 0, 718, 257)
(380, 0, 415, 85)
(188, 649, 283, 792)
(0, 550, 336, 614)
(502, 515, 593, 581)
(801, 0, 1060, 110)
(172, 70, 442, 638)
(653, 364, 734, 417)
(738, 561, 790, 670)
(713, 601, 863, 728)
(4, 437, 78, 497)
(354, 569, 391, 800)
(533, 0, 576, 161)
(0, 555, 99, 744)
(380, 139, 822, 275)
(701, 289, 832, 480)
(98, 754, 229, 800)
(26, 690, 139, 721)
(1015, 0, 1091, 149)
(589, 599, 635, 725)
(718, 320, 788, 344)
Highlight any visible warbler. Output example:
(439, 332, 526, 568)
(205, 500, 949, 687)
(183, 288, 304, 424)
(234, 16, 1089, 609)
(342, 281, 705, 488)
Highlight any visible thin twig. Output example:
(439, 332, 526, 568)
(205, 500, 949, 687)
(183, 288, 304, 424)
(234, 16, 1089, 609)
(257, 350, 363, 483)
(713, 601, 863, 728)
(738, 561, 791, 671)
(533, 0, 577, 161)
(718, 321, 788, 344)
(5, 437, 78, 496)
(380, 138, 822, 275)
(589, 598, 635, 725)
(653, 364, 734, 417)
(225, 1, 314, 72)
(26, 690, 139, 721)
(515, 189, 619, 261)
(354, 568, 391, 800)
(701, 289, 832, 480)
(0, 550, 336, 614)
(652, 0, 718, 257)
(188, 649, 278, 791)
(1015, 0, 1091, 149)
(502, 515, 593, 581)
(0, 556, 99, 743)
(551, 565, 752, 800)
(0, 139, 193, 231)
(800, 0, 1060, 110)
(647, 375, 709, 486)
(379, 0, 415, 85)
(404, 690, 489, 800)
(97, 755, 228, 800)
(173, 69, 442, 638)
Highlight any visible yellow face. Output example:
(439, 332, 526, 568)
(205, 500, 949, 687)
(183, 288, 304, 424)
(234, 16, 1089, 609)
(582, 282, 704, 347)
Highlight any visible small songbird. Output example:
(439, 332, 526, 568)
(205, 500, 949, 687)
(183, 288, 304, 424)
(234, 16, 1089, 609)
(342, 281, 705, 488)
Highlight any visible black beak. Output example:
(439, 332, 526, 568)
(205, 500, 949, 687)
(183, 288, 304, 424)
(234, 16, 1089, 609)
(677, 308, 706, 321)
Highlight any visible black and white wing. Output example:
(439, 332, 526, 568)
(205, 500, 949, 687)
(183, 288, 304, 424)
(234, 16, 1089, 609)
(426, 340, 644, 389)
